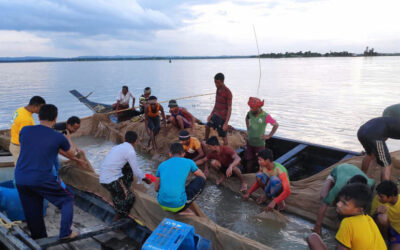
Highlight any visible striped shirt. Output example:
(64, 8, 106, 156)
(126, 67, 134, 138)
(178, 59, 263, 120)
(212, 85, 232, 120)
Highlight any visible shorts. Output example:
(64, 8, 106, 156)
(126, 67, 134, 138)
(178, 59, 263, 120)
(172, 115, 191, 128)
(357, 129, 391, 167)
(245, 144, 265, 161)
(256, 172, 282, 198)
(207, 114, 227, 137)
(148, 116, 161, 135)
(184, 151, 199, 160)
(160, 176, 205, 213)
(389, 226, 400, 245)
(9, 143, 20, 165)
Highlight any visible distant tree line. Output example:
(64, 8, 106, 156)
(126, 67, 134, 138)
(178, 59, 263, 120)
(255, 51, 354, 58)
(364, 47, 378, 56)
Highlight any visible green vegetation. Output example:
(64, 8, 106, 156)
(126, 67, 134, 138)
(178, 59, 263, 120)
(256, 51, 354, 58)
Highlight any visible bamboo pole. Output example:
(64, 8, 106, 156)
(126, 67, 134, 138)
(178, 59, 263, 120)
(105, 92, 215, 115)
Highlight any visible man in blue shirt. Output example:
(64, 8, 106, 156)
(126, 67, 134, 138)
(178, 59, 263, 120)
(155, 143, 206, 215)
(15, 104, 81, 240)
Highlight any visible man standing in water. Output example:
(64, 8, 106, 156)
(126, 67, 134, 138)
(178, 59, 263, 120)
(245, 97, 279, 173)
(144, 96, 166, 151)
(357, 116, 400, 181)
(15, 104, 81, 240)
(205, 73, 232, 145)
(10, 96, 46, 165)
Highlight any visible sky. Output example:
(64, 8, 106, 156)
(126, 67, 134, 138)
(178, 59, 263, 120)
(0, 0, 399, 57)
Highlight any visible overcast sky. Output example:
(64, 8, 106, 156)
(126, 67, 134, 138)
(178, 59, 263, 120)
(0, 0, 399, 57)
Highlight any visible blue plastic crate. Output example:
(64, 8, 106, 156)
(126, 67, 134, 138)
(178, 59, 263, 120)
(194, 234, 211, 250)
(142, 218, 195, 250)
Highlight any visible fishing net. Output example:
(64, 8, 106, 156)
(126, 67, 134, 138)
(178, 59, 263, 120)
(3, 114, 400, 233)
(59, 161, 271, 250)
(76, 114, 246, 161)
(74, 114, 400, 230)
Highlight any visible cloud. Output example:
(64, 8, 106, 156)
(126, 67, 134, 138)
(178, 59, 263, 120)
(0, 0, 399, 57)
(0, 0, 174, 37)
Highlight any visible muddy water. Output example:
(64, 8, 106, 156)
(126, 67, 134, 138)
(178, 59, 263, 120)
(73, 136, 337, 249)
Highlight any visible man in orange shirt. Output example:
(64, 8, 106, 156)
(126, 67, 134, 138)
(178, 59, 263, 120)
(10, 96, 46, 164)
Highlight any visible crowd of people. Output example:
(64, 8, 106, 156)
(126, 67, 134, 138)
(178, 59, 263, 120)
(9, 72, 400, 249)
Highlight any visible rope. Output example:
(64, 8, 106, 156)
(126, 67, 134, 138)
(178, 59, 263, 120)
(253, 24, 262, 96)
(0, 218, 21, 230)
(105, 92, 215, 115)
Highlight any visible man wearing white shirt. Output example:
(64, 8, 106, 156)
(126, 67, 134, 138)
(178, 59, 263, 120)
(100, 131, 151, 221)
(112, 85, 135, 111)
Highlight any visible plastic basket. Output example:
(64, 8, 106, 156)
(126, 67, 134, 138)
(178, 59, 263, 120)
(142, 218, 195, 250)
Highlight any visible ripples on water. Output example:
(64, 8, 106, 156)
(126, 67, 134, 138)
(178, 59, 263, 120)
(74, 136, 336, 249)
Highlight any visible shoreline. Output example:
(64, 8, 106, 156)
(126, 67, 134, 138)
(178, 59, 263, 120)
(1, 53, 399, 64)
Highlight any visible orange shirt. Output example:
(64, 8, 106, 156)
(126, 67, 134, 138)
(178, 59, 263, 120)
(147, 104, 160, 118)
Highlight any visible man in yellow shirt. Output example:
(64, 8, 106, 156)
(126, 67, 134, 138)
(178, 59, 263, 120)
(10, 96, 45, 164)
(371, 180, 400, 248)
(178, 130, 205, 163)
(307, 183, 386, 250)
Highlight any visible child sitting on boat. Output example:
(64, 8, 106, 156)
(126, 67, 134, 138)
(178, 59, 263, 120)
(242, 148, 290, 212)
(155, 143, 206, 215)
(307, 183, 386, 250)
(371, 180, 400, 248)
(312, 163, 375, 236)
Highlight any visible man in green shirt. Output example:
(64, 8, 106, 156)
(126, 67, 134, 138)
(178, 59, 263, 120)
(312, 163, 375, 235)
(245, 97, 278, 173)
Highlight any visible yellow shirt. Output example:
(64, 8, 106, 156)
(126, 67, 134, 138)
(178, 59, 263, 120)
(183, 137, 200, 154)
(10, 107, 34, 145)
(371, 194, 400, 234)
(336, 214, 386, 250)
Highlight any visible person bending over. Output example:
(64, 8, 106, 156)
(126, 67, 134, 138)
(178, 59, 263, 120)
(371, 180, 400, 248)
(242, 148, 291, 212)
(312, 163, 375, 235)
(197, 136, 247, 192)
(178, 130, 205, 163)
(100, 131, 152, 221)
(357, 116, 400, 181)
(10, 95, 45, 165)
(144, 96, 166, 150)
(155, 143, 206, 215)
(15, 104, 84, 240)
(307, 183, 386, 250)
(168, 99, 195, 133)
